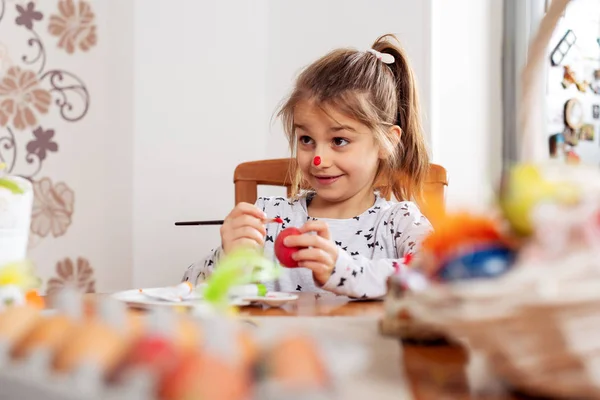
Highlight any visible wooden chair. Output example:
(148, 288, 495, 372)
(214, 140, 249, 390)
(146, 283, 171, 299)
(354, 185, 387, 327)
(233, 158, 448, 220)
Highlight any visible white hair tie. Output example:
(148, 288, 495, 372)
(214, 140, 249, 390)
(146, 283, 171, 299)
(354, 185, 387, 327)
(366, 49, 395, 64)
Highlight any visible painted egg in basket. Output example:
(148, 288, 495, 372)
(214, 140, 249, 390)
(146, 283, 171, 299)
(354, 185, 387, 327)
(436, 245, 515, 282)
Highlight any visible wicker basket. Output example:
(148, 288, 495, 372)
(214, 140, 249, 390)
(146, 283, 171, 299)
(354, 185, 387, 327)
(406, 248, 600, 398)
(406, 202, 600, 398)
(379, 276, 452, 343)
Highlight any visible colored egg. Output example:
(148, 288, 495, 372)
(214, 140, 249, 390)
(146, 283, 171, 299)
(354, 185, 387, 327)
(268, 334, 328, 388)
(436, 245, 515, 282)
(274, 227, 303, 268)
(0, 305, 40, 344)
(158, 350, 250, 400)
(12, 314, 74, 359)
(52, 319, 127, 375)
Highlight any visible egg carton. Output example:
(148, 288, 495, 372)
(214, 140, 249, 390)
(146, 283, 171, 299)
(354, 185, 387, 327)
(0, 351, 334, 400)
(0, 339, 155, 400)
(0, 326, 362, 400)
(0, 287, 368, 400)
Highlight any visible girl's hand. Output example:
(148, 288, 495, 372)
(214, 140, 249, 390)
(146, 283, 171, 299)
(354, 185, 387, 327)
(220, 202, 267, 254)
(283, 220, 338, 286)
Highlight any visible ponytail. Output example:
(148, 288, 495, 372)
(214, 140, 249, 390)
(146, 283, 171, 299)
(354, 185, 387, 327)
(372, 34, 430, 202)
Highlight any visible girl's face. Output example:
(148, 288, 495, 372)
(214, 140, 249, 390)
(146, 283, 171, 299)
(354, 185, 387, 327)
(293, 99, 382, 204)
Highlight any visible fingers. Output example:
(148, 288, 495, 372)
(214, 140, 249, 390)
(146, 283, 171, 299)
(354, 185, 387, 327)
(226, 202, 267, 220)
(291, 244, 337, 286)
(228, 214, 267, 237)
(292, 247, 334, 267)
(297, 261, 330, 281)
(299, 220, 331, 240)
(227, 238, 262, 252)
(283, 233, 329, 250)
(221, 202, 268, 253)
(224, 225, 265, 245)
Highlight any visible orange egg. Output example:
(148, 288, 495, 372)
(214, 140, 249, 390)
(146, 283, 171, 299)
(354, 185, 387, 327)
(0, 305, 40, 344)
(193, 355, 250, 400)
(158, 350, 250, 400)
(53, 319, 128, 375)
(157, 350, 203, 400)
(11, 314, 74, 359)
(268, 335, 328, 388)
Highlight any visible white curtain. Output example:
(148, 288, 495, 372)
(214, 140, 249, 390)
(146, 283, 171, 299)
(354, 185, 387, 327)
(502, 0, 548, 166)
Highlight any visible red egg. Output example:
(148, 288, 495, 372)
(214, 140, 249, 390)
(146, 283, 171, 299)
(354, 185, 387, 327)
(274, 227, 303, 268)
(127, 335, 179, 369)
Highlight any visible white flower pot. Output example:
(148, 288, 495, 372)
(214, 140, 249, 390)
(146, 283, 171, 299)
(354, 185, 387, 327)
(0, 177, 33, 266)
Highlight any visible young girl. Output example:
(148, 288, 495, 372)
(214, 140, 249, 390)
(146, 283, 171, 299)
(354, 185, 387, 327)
(183, 34, 432, 299)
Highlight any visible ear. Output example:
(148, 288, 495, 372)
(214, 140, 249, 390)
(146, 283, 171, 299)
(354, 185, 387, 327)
(389, 125, 402, 144)
(378, 125, 402, 159)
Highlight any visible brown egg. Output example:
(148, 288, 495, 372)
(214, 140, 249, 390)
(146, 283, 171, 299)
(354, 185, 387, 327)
(53, 319, 128, 375)
(11, 314, 74, 359)
(268, 334, 328, 387)
(0, 305, 40, 345)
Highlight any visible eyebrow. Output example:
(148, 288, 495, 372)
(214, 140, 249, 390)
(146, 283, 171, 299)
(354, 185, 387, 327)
(293, 123, 356, 132)
(293, 123, 358, 134)
(293, 123, 307, 131)
(330, 124, 357, 132)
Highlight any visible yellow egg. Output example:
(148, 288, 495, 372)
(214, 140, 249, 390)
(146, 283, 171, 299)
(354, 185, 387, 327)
(499, 164, 580, 236)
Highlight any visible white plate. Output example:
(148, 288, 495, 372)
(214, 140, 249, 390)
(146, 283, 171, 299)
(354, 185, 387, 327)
(243, 292, 299, 307)
(111, 288, 250, 309)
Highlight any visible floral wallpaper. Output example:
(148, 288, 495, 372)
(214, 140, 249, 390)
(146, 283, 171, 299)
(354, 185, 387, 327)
(0, 0, 97, 293)
(46, 256, 95, 296)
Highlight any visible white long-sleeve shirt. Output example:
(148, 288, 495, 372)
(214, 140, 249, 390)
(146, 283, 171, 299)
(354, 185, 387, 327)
(182, 193, 432, 299)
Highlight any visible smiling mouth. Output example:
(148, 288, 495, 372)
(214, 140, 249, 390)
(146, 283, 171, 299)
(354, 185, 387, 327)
(313, 175, 343, 184)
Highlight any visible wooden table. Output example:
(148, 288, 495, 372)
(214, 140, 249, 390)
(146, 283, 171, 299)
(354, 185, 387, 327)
(86, 292, 537, 400)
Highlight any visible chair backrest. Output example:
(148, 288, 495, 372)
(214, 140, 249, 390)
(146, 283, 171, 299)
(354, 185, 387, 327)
(233, 158, 448, 219)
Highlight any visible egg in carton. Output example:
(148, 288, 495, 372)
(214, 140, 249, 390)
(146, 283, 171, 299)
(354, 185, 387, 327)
(123, 308, 362, 400)
(0, 289, 155, 400)
(250, 318, 369, 400)
(145, 310, 367, 400)
(0, 290, 210, 400)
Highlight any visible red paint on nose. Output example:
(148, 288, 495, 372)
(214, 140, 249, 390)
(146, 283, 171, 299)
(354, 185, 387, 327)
(313, 156, 321, 166)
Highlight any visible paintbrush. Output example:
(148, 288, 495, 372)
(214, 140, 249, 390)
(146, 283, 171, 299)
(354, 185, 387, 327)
(174, 217, 283, 226)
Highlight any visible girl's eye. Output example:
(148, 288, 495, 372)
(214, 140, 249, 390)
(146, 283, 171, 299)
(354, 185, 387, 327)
(333, 137, 349, 147)
(299, 135, 313, 145)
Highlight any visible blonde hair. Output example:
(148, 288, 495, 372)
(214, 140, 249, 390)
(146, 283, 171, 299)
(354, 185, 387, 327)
(277, 34, 429, 201)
